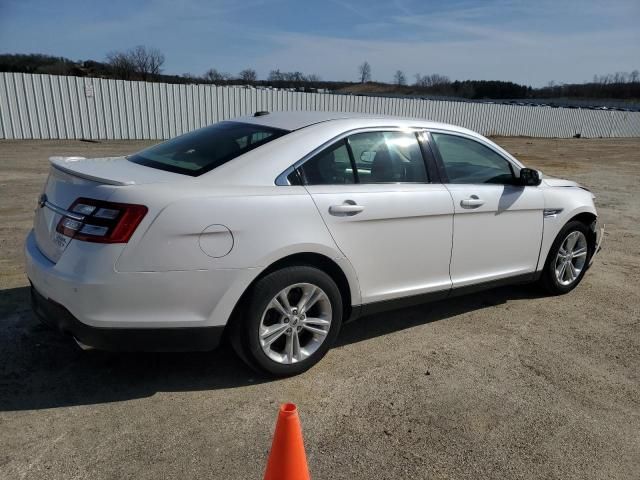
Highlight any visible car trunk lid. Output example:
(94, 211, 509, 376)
(34, 156, 187, 263)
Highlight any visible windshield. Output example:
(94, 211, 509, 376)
(128, 121, 289, 176)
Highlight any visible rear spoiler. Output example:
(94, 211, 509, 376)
(49, 156, 133, 186)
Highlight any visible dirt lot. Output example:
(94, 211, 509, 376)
(1, 138, 639, 479)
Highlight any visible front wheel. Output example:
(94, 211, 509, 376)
(231, 266, 343, 376)
(540, 220, 592, 294)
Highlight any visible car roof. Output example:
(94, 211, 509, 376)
(234, 110, 464, 133)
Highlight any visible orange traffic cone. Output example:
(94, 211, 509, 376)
(264, 403, 311, 480)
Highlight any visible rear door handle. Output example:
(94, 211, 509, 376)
(460, 196, 484, 208)
(329, 201, 364, 216)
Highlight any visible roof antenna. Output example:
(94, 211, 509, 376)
(254, 111, 270, 117)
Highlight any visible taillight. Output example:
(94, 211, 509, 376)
(56, 198, 148, 243)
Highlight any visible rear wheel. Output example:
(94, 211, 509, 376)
(231, 266, 343, 376)
(540, 220, 592, 294)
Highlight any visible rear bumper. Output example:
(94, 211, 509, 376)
(24, 229, 250, 330)
(30, 285, 224, 352)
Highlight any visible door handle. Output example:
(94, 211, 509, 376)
(460, 195, 484, 208)
(329, 201, 364, 216)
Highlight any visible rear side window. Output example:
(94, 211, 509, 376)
(128, 121, 288, 176)
(296, 130, 428, 185)
(431, 133, 514, 184)
(298, 140, 355, 185)
(348, 131, 427, 183)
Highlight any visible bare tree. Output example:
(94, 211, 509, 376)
(431, 74, 450, 86)
(129, 45, 164, 80)
(358, 61, 371, 83)
(107, 45, 164, 81)
(106, 51, 136, 80)
(414, 73, 450, 87)
(283, 71, 306, 82)
(181, 73, 198, 83)
(394, 70, 406, 86)
(204, 68, 232, 82)
(146, 48, 165, 77)
(267, 68, 321, 83)
(268, 69, 284, 81)
(631, 70, 639, 83)
(267, 69, 310, 82)
(238, 68, 257, 82)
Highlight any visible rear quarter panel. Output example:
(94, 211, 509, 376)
(114, 186, 340, 268)
(109, 184, 362, 325)
(113, 184, 361, 296)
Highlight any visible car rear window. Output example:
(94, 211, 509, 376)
(128, 121, 289, 176)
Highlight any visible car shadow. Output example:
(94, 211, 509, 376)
(337, 283, 543, 347)
(0, 284, 545, 412)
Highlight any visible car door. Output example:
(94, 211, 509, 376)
(428, 131, 544, 288)
(294, 129, 454, 305)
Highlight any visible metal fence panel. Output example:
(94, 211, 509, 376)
(1, 72, 639, 140)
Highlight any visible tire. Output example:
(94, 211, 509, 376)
(230, 266, 343, 376)
(540, 220, 593, 295)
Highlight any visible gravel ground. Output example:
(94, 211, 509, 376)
(0, 138, 639, 479)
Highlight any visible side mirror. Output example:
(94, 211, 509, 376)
(519, 168, 541, 186)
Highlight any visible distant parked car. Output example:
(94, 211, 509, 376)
(26, 112, 603, 375)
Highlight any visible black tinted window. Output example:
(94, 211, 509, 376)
(348, 131, 427, 183)
(431, 133, 514, 184)
(298, 140, 355, 185)
(128, 121, 288, 176)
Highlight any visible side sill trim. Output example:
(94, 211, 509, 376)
(347, 272, 540, 321)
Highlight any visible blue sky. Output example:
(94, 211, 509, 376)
(1, 0, 638, 86)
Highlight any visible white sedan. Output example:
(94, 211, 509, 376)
(26, 111, 603, 376)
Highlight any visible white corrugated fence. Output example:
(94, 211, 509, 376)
(1, 72, 639, 140)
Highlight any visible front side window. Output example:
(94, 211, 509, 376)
(129, 121, 288, 176)
(430, 133, 514, 184)
(295, 130, 428, 186)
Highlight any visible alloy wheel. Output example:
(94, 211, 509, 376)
(554, 230, 588, 286)
(258, 283, 332, 364)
